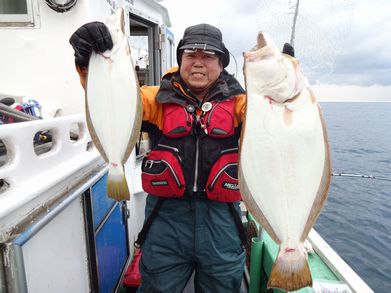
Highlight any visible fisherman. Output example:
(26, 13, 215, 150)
(69, 22, 294, 293)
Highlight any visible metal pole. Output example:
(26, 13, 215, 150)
(290, 0, 300, 46)
(249, 237, 263, 293)
(0, 103, 38, 122)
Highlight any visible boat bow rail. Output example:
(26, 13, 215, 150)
(0, 114, 147, 292)
(0, 1, 170, 291)
(0, 114, 102, 241)
(246, 212, 374, 293)
(308, 229, 374, 293)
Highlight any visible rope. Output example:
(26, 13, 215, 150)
(45, 0, 78, 13)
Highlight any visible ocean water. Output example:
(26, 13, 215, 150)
(314, 102, 391, 293)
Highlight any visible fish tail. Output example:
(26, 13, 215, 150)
(107, 163, 130, 201)
(267, 245, 312, 291)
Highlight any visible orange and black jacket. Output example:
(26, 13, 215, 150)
(140, 68, 246, 198)
(78, 66, 246, 198)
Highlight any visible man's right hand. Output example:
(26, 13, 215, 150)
(69, 22, 113, 69)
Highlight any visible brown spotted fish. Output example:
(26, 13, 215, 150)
(239, 32, 331, 291)
(86, 8, 142, 201)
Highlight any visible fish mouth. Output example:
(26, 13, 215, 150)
(243, 32, 269, 60)
(256, 32, 267, 49)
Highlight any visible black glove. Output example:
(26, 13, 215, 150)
(69, 21, 113, 68)
(282, 43, 295, 57)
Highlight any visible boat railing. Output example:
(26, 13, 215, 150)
(0, 114, 103, 240)
(308, 229, 374, 293)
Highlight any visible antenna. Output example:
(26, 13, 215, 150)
(289, 0, 300, 46)
(256, 0, 353, 79)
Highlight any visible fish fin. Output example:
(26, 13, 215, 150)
(268, 246, 312, 291)
(301, 104, 332, 241)
(84, 94, 109, 162)
(122, 87, 142, 165)
(107, 163, 130, 201)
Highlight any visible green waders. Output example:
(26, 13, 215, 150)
(137, 195, 245, 293)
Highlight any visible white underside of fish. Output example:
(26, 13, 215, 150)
(86, 8, 142, 201)
(241, 90, 326, 242)
(239, 32, 331, 291)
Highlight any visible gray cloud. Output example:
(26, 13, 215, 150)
(164, 0, 391, 87)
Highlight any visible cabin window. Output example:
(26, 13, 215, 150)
(0, 0, 35, 25)
(0, 0, 27, 14)
(129, 34, 150, 86)
(129, 14, 160, 87)
(129, 14, 160, 158)
(165, 28, 175, 69)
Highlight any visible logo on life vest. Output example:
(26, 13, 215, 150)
(222, 181, 239, 190)
(151, 180, 168, 186)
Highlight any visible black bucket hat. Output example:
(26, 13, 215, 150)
(176, 23, 230, 68)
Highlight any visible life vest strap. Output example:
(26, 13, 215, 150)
(134, 197, 165, 248)
(227, 202, 247, 246)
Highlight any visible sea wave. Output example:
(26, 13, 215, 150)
(315, 102, 391, 293)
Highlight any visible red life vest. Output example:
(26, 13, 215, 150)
(141, 98, 242, 202)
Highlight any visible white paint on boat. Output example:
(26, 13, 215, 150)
(309, 229, 374, 293)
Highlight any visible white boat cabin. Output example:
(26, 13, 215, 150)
(0, 0, 174, 292)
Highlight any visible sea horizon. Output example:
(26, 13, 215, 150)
(318, 99, 391, 102)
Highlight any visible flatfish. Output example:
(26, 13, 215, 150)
(86, 8, 142, 201)
(239, 32, 331, 291)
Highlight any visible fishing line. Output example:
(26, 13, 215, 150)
(229, 51, 238, 78)
(331, 172, 391, 182)
(256, 0, 353, 80)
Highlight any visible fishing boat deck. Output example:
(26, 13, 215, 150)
(246, 213, 364, 293)
(258, 229, 341, 292)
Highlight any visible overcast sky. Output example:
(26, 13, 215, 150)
(161, 0, 391, 101)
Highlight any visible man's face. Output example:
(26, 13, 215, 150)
(180, 49, 223, 96)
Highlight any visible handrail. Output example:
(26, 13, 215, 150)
(0, 114, 101, 240)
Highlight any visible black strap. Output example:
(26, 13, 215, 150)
(134, 198, 165, 248)
(227, 202, 247, 246)
(135, 131, 143, 155)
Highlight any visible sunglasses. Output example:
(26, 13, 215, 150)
(183, 48, 217, 56)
